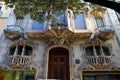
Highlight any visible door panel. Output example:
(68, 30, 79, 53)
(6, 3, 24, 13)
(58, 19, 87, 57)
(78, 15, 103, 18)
(48, 48, 70, 80)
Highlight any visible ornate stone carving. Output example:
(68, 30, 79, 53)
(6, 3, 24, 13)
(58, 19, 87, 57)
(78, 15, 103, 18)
(4, 25, 24, 40)
(90, 7, 106, 18)
(90, 26, 115, 41)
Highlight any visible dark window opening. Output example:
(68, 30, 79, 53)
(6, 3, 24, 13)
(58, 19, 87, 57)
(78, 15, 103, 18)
(25, 74, 35, 80)
(24, 46, 32, 56)
(103, 47, 110, 56)
(95, 46, 101, 55)
(85, 45, 110, 56)
(83, 74, 120, 80)
(17, 46, 23, 55)
(9, 47, 16, 55)
(9, 45, 32, 56)
(85, 46, 94, 56)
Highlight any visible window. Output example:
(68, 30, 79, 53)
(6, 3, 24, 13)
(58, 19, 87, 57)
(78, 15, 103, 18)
(53, 11, 65, 24)
(32, 20, 44, 30)
(74, 13, 86, 29)
(85, 47, 94, 56)
(85, 45, 110, 56)
(83, 72, 120, 80)
(9, 45, 32, 56)
(25, 74, 35, 80)
(9, 47, 16, 55)
(95, 18, 104, 27)
(24, 46, 32, 55)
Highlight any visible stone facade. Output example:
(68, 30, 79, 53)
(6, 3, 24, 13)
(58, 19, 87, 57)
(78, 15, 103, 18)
(0, 1, 120, 80)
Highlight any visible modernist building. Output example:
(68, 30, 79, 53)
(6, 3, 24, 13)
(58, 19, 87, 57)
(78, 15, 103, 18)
(0, 1, 120, 80)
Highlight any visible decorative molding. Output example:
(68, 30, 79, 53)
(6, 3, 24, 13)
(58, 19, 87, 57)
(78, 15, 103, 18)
(90, 7, 106, 18)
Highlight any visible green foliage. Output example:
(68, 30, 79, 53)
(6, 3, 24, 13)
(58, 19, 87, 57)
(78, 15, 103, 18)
(5, 0, 87, 22)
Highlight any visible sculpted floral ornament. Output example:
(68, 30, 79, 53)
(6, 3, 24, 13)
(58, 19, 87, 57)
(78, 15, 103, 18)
(90, 7, 106, 18)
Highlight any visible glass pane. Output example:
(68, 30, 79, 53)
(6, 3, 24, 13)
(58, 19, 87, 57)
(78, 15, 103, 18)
(85, 46, 94, 56)
(53, 11, 65, 24)
(95, 46, 101, 55)
(103, 47, 110, 56)
(96, 18, 104, 27)
(9, 47, 15, 55)
(74, 13, 86, 29)
(25, 74, 35, 80)
(17, 46, 23, 55)
(24, 46, 32, 56)
(32, 20, 44, 30)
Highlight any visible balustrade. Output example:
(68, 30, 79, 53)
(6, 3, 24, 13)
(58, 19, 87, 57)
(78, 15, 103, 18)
(85, 55, 111, 69)
(7, 55, 31, 68)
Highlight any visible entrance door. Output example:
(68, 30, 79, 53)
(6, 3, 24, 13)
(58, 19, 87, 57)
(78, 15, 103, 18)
(48, 47, 70, 80)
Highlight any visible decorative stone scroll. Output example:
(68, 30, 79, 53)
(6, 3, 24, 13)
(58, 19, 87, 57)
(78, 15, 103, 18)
(90, 7, 106, 18)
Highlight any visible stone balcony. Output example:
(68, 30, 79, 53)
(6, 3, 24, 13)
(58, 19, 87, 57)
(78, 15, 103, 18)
(4, 25, 24, 40)
(6, 55, 31, 69)
(90, 26, 115, 41)
(85, 55, 111, 69)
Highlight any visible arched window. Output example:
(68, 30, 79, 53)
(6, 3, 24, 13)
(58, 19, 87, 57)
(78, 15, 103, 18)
(85, 45, 110, 56)
(9, 45, 33, 56)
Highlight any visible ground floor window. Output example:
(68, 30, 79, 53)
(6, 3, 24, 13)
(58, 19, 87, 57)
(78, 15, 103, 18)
(25, 74, 35, 80)
(83, 71, 120, 80)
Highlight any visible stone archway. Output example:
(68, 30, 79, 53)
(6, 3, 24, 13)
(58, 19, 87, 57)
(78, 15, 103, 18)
(48, 47, 70, 80)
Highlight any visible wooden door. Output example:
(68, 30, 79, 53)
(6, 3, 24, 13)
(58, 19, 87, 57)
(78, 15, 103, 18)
(48, 48, 70, 80)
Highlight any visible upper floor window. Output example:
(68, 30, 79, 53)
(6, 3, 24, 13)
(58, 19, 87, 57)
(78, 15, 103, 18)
(85, 45, 110, 56)
(32, 20, 44, 30)
(95, 18, 104, 27)
(52, 11, 66, 24)
(9, 45, 33, 56)
(74, 12, 86, 29)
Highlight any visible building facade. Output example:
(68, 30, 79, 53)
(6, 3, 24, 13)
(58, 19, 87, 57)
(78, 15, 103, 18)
(0, 1, 120, 80)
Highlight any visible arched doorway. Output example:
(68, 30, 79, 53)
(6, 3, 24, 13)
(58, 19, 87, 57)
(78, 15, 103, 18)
(48, 47, 70, 80)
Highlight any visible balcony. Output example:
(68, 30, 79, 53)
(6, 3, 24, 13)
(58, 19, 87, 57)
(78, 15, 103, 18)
(85, 55, 111, 69)
(4, 25, 24, 40)
(90, 26, 115, 41)
(6, 55, 31, 68)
